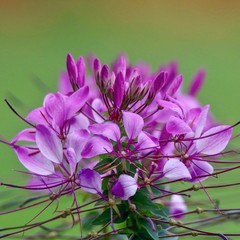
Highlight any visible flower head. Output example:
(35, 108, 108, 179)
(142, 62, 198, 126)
(1, 53, 239, 240)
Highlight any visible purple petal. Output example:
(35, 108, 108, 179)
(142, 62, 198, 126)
(195, 105, 210, 138)
(14, 146, 54, 176)
(44, 93, 66, 128)
(67, 129, 90, 162)
(188, 69, 205, 96)
(69, 114, 90, 132)
(11, 128, 36, 144)
(135, 131, 158, 153)
(78, 168, 102, 194)
(81, 135, 113, 158)
(66, 148, 77, 175)
(111, 174, 138, 200)
(89, 122, 120, 141)
(66, 53, 77, 82)
(76, 56, 86, 87)
(166, 116, 192, 135)
(93, 58, 101, 76)
(122, 111, 144, 139)
(66, 86, 89, 119)
(92, 98, 106, 123)
(27, 174, 64, 192)
(167, 74, 183, 96)
(170, 195, 187, 219)
(100, 65, 109, 86)
(153, 71, 168, 93)
(196, 125, 232, 155)
(186, 108, 201, 130)
(163, 158, 191, 180)
(58, 72, 72, 95)
(114, 71, 124, 108)
(189, 160, 213, 182)
(157, 99, 183, 118)
(36, 125, 63, 163)
(160, 61, 178, 96)
(113, 54, 127, 76)
(26, 107, 48, 125)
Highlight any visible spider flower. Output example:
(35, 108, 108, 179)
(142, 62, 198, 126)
(1, 53, 238, 240)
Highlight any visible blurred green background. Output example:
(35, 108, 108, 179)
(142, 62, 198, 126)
(0, 0, 240, 238)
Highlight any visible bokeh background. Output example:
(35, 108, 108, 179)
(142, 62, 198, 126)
(0, 0, 240, 238)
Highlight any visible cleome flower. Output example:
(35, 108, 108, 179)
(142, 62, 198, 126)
(0, 53, 239, 240)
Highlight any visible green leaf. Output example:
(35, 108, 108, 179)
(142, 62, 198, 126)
(140, 186, 162, 197)
(131, 189, 163, 217)
(92, 204, 129, 225)
(132, 218, 158, 240)
(102, 177, 109, 191)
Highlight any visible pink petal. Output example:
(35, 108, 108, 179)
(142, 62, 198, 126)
(69, 114, 90, 132)
(67, 129, 90, 162)
(14, 146, 54, 176)
(58, 71, 72, 95)
(66, 86, 89, 119)
(163, 158, 191, 180)
(167, 74, 183, 96)
(66, 148, 77, 175)
(153, 71, 168, 93)
(186, 108, 201, 130)
(66, 53, 78, 82)
(195, 105, 210, 138)
(81, 136, 113, 158)
(111, 174, 138, 200)
(122, 111, 144, 139)
(36, 125, 63, 163)
(89, 122, 121, 141)
(157, 99, 183, 118)
(189, 160, 213, 182)
(77, 56, 86, 87)
(11, 128, 36, 144)
(136, 131, 158, 153)
(78, 168, 102, 194)
(166, 116, 192, 135)
(114, 71, 124, 108)
(92, 98, 106, 123)
(196, 125, 232, 155)
(26, 107, 48, 125)
(44, 93, 66, 128)
(113, 54, 127, 76)
(170, 195, 187, 219)
(188, 69, 205, 96)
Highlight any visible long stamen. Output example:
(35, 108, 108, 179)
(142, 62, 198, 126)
(4, 99, 36, 128)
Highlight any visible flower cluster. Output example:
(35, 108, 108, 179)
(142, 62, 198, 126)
(1, 54, 239, 239)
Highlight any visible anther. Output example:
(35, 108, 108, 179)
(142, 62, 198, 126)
(61, 208, 72, 218)
(192, 184, 200, 191)
(191, 231, 199, 237)
(196, 207, 204, 214)
(169, 219, 177, 226)
(49, 192, 57, 200)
